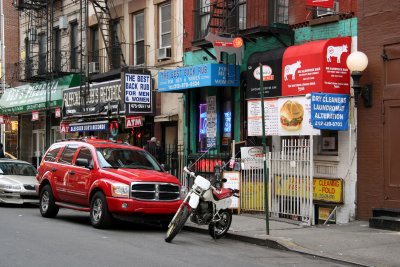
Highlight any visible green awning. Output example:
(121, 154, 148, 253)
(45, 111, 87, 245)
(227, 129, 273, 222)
(0, 74, 80, 114)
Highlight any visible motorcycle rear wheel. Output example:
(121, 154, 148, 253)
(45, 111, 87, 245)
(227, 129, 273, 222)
(208, 209, 232, 239)
(165, 205, 190, 243)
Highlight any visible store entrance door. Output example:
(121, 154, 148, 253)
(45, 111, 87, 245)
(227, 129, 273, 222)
(32, 130, 45, 168)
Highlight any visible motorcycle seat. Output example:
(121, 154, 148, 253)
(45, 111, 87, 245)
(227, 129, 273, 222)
(212, 188, 233, 200)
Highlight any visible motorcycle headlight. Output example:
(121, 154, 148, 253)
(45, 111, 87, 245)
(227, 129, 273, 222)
(179, 186, 188, 199)
(111, 183, 130, 198)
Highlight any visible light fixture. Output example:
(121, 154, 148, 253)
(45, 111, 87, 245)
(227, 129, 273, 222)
(346, 51, 372, 108)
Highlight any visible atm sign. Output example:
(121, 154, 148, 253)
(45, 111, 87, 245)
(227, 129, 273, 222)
(125, 116, 142, 128)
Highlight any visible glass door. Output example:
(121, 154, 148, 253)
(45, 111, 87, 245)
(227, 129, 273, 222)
(32, 130, 45, 168)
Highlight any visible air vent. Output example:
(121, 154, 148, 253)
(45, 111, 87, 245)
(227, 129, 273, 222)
(88, 62, 99, 74)
(158, 47, 171, 61)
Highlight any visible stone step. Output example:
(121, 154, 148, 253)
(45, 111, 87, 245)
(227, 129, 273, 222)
(369, 216, 400, 231)
(372, 208, 400, 218)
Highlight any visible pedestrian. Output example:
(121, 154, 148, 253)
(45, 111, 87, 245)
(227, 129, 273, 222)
(156, 140, 164, 163)
(144, 137, 157, 158)
(0, 143, 5, 158)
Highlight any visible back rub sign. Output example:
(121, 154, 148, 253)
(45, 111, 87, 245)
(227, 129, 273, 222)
(282, 37, 351, 96)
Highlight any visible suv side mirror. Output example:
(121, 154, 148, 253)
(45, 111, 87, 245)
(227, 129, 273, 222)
(75, 158, 91, 169)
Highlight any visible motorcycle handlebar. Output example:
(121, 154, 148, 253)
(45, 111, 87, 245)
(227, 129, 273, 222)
(183, 166, 196, 178)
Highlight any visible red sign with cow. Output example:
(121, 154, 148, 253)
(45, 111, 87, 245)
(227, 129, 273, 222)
(306, 0, 334, 8)
(282, 37, 351, 96)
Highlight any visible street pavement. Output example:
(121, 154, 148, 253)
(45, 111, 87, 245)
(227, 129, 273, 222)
(184, 214, 400, 267)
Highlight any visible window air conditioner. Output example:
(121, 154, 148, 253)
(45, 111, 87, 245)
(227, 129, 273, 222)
(317, 1, 339, 17)
(88, 62, 99, 74)
(158, 47, 171, 61)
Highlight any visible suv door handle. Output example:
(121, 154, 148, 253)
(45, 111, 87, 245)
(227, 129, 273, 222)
(51, 168, 57, 172)
(69, 171, 75, 175)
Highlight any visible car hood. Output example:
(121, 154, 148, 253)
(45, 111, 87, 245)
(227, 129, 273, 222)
(100, 168, 180, 185)
(0, 175, 38, 185)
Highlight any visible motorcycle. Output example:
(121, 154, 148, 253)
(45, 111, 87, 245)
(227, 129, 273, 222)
(165, 166, 239, 242)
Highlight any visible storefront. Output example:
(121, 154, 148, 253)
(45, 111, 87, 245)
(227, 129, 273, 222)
(0, 74, 80, 165)
(61, 71, 155, 147)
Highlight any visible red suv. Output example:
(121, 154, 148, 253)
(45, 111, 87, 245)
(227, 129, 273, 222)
(36, 138, 184, 229)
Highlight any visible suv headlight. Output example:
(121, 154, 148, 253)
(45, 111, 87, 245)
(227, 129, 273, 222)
(111, 183, 130, 198)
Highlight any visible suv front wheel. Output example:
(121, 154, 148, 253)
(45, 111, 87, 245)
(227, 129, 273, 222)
(40, 184, 59, 218)
(90, 191, 112, 229)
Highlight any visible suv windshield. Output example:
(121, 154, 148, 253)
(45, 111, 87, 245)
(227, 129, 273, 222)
(96, 148, 162, 171)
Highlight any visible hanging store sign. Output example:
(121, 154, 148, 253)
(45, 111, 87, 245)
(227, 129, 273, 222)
(306, 0, 334, 8)
(247, 96, 320, 136)
(205, 32, 244, 65)
(32, 111, 39, 121)
(311, 93, 349, 131)
(282, 37, 351, 96)
(124, 71, 153, 114)
(63, 80, 123, 117)
(69, 120, 109, 133)
(55, 107, 61, 118)
(158, 63, 240, 92)
(125, 116, 143, 128)
(246, 47, 286, 99)
(60, 122, 69, 133)
(0, 115, 10, 124)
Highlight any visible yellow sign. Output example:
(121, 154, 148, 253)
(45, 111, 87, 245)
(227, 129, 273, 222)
(275, 176, 343, 204)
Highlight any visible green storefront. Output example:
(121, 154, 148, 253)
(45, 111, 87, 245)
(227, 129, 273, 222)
(0, 74, 80, 165)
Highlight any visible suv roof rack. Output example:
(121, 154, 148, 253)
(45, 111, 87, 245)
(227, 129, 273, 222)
(55, 138, 88, 143)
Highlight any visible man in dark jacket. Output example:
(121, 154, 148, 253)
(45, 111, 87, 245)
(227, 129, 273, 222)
(145, 137, 157, 158)
(0, 143, 5, 158)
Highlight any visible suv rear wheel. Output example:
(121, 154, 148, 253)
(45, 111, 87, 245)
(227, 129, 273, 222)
(90, 191, 112, 229)
(40, 184, 59, 218)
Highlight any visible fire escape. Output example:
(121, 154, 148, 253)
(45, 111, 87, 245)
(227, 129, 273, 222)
(90, 0, 126, 78)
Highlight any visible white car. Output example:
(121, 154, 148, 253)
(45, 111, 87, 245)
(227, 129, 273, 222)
(0, 159, 38, 204)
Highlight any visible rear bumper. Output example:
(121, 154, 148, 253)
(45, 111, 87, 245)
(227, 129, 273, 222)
(106, 196, 182, 216)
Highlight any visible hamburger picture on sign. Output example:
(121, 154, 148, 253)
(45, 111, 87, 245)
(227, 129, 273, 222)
(278, 96, 320, 136)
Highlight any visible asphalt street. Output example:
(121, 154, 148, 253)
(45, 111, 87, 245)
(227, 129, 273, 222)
(0, 204, 352, 267)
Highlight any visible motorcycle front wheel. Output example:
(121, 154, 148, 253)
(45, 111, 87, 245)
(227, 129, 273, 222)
(208, 209, 232, 239)
(165, 205, 190, 243)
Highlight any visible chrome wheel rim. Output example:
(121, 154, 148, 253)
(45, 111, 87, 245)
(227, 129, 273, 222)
(41, 191, 49, 212)
(92, 198, 103, 222)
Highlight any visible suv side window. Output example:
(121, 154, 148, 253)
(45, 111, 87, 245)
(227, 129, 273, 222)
(44, 146, 62, 162)
(75, 147, 93, 168)
(59, 144, 78, 165)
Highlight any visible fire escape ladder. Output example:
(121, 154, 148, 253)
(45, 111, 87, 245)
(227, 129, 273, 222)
(207, 0, 239, 35)
(91, 0, 126, 70)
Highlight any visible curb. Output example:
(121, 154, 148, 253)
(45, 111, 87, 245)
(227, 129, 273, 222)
(184, 225, 374, 267)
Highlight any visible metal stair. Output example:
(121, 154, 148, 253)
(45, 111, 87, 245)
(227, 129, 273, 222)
(90, 0, 126, 69)
(207, 0, 240, 35)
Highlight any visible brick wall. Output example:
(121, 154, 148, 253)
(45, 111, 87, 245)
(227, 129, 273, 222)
(3, 1, 19, 87)
(183, 0, 194, 52)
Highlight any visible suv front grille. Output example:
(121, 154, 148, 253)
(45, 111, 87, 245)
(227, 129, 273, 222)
(131, 182, 180, 201)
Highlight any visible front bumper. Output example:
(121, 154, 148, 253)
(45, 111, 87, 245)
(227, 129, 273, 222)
(106, 196, 182, 216)
(0, 191, 39, 204)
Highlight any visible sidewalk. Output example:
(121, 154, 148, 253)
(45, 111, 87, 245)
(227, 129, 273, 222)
(184, 215, 400, 267)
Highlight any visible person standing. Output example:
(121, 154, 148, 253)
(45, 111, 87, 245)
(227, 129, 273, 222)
(144, 137, 157, 158)
(0, 143, 5, 158)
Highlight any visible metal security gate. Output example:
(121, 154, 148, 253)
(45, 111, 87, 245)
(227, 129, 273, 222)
(269, 139, 313, 225)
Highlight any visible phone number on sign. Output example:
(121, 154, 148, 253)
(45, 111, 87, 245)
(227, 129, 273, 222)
(168, 81, 200, 90)
(314, 121, 343, 127)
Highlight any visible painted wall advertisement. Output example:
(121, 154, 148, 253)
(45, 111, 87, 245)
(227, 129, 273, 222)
(311, 92, 350, 131)
(124, 72, 153, 114)
(247, 96, 320, 136)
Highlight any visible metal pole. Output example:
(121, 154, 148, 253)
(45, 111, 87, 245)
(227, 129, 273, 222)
(0, 0, 5, 146)
(259, 63, 269, 235)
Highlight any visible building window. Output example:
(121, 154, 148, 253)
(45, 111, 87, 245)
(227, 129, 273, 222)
(238, 0, 246, 30)
(110, 19, 122, 69)
(90, 27, 99, 64)
(134, 12, 145, 66)
(53, 28, 61, 72)
(272, 0, 288, 24)
(38, 33, 47, 75)
(199, 0, 210, 39)
(316, 0, 339, 17)
(159, 2, 171, 49)
(70, 22, 79, 70)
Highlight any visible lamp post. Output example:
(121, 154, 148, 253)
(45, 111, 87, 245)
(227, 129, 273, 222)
(346, 51, 372, 108)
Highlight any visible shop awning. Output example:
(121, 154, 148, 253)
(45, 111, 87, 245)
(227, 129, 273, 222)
(282, 36, 351, 96)
(158, 63, 240, 92)
(0, 74, 80, 114)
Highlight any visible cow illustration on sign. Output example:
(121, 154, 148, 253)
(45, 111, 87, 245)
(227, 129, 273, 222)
(326, 44, 348, 63)
(284, 60, 302, 81)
